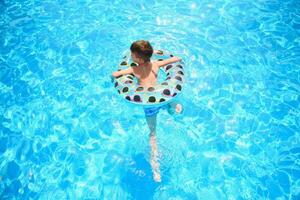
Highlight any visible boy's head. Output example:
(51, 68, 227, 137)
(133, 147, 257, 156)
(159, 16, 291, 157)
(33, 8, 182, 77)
(130, 40, 153, 64)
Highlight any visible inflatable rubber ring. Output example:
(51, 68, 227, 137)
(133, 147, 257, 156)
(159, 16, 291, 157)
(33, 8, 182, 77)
(113, 50, 184, 106)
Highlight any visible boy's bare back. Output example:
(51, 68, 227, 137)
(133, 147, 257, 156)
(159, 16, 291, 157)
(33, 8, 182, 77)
(131, 62, 159, 87)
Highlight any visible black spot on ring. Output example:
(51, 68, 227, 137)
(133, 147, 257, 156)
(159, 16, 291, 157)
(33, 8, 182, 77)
(176, 84, 182, 91)
(125, 96, 131, 101)
(170, 54, 174, 57)
(124, 80, 133, 84)
(161, 82, 168, 86)
(157, 50, 163, 55)
(136, 87, 144, 92)
(149, 96, 156, 103)
(176, 64, 183, 69)
(175, 76, 182, 81)
(159, 98, 165, 102)
(122, 87, 129, 93)
(130, 62, 138, 67)
(158, 59, 163, 61)
(133, 95, 141, 102)
(120, 61, 127, 65)
(114, 82, 118, 87)
(166, 65, 173, 71)
(127, 76, 134, 80)
(166, 77, 171, 80)
(173, 93, 177, 97)
(163, 89, 170, 96)
(148, 87, 155, 92)
(177, 71, 184, 75)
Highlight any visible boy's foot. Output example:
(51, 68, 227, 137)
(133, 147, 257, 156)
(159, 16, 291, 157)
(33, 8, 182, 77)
(175, 104, 183, 114)
(153, 171, 161, 182)
(168, 103, 183, 115)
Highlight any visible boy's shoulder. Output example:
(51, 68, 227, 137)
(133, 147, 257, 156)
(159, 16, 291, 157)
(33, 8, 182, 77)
(151, 61, 159, 68)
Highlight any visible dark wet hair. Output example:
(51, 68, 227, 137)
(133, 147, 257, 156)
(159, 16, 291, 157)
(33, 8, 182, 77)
(130, 40, 153, 62)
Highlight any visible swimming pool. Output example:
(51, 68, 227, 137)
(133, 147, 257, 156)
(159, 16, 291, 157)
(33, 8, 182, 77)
(0, 0, 299, 199)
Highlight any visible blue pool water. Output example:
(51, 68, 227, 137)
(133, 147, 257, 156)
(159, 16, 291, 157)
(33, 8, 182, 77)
(1, 0, 300, 199)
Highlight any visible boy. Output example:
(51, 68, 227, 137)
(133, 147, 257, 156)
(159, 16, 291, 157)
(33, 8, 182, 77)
(112, 40, 183, 182)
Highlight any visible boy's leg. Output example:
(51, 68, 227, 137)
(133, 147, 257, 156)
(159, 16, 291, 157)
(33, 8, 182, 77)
(145, 114, 157, 135)
(145, 114, 161, 182)
(150, 133, 161, 182)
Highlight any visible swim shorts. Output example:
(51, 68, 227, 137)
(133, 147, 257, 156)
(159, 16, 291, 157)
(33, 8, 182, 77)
(143, 104, 169, 117)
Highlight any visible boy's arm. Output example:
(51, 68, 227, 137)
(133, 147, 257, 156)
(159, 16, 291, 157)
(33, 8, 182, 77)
(155, 56, 182, 68)
(112, 67, 133, 78)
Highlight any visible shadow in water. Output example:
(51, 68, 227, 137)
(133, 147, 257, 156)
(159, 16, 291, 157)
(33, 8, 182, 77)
(121, 153, 160, 200)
